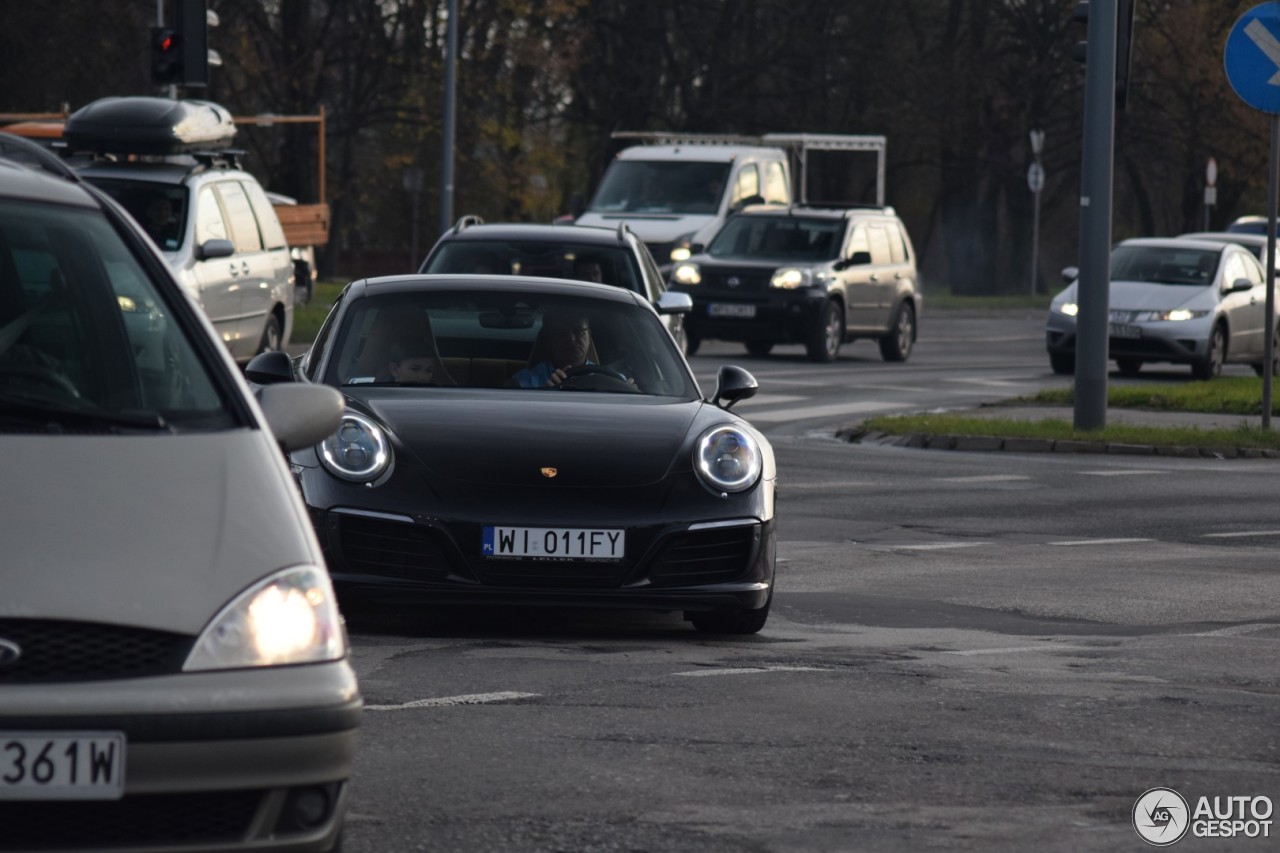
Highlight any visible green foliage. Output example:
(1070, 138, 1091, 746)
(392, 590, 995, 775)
(291, 280, 347, 344)
(1025, 378, 1280, 415)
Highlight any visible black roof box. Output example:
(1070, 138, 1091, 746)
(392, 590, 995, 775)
(63, 96, 236, 155)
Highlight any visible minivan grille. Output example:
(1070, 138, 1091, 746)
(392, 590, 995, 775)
(0, 619, 191, 683)
(647, 525, 757, 587)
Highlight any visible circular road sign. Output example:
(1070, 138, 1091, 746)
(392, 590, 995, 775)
(1226, 4, 1280, 115)
(1027, 162, 1045, 193)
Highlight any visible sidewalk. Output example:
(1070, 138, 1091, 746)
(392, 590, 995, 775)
(838, 404, 1280, 460)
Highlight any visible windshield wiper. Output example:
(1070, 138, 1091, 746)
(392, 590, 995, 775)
(0, 394, 172, 432)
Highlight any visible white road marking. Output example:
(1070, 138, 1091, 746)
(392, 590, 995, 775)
(1079, 470, 1167, 477)
(943, 377, 1030, 387)
(1048, 537, 1154, 546)
(674, 665, 827, 677)
(364, 691, 540, 710)
(1201, 530, 1280, 538)
(781, 480, 879, 490)
(890, 541, 994, 550)
(939, 474, 1032, 483)
(745, 401, 899, 423)
(733, 393, 808, 406)
(1192, 623, 1280, 638)
(944, 644, 1091, 656)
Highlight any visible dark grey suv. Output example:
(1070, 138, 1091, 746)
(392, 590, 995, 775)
(669, 205, 921, 362)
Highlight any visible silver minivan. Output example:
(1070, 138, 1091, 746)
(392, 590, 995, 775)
(0, 135, 356, 852)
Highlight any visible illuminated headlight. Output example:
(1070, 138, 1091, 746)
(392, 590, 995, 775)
(694, 425, 762, 494)
(770, 267, 812, 289)
(670, 246, 692, 263)
(672, 263, 702, 285)
(1056, 301, 1079, 316)
(1152, 308, 1209, 322)
(320, 411, 391, 483)
(184, 566, 345, 670)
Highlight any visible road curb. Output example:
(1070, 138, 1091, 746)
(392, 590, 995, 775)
(834, 425, 1280, 460)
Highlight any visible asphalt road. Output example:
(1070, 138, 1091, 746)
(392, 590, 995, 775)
(339, 311, 1280, 852)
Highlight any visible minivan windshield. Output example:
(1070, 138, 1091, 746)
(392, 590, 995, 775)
(1110, 245, 1222, 286)
(0, 199, 234, 428)
(588, 161, 731, 215)
(85, 178, 189, 252)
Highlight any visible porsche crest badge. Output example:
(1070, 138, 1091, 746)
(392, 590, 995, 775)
(540, 467, 558, 478)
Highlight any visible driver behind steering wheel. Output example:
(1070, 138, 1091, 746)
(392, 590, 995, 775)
(508, 312, 596, 388)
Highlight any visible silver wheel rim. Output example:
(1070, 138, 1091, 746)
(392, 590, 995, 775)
(265, 320, 281, 353)
(897, 307, 913, 356)
(825, 308, 841, 356)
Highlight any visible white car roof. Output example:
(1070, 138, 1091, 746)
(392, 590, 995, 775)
(615, 144, 783, 163)
(1118, 237, 1234, 252)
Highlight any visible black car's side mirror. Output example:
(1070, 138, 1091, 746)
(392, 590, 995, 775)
(846, 250, 872, 266)
(245, 350, 296, 385)
(711, 365, 758, 409)
(1061, 265, 1080, 284)
(197, 238, 235, 261)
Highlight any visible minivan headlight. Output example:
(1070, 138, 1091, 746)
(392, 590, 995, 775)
(320, 411, 390, 483)
(184, 566, 345, 670)
(694, 425, 762, 494)
(672, 262, 701, 285)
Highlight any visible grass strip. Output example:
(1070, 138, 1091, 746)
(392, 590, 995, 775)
(1022, 377, 1279, 415)
(860, 413, 1280, 450)
(291, 279, 346, 343)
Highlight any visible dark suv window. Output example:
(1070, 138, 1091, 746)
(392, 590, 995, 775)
(425, 240, 646, 296)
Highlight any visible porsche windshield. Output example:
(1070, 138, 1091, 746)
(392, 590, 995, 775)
(325, 290, 699, 398)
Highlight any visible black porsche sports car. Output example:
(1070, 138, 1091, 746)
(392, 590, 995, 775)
(248, 275, 777, 633)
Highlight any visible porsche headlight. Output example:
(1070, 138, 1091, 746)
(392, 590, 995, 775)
(320, 411, 390, 483)
(1056, 301, 1079, 317)
(672, 262, 701, 285)
(694, 425, 762, 494)
(184, 566, 345, 670)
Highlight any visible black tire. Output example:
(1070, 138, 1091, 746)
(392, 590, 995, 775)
(1251, 327, 1280, 376)
(688, 595, 771, 635)
(294, 260, 313, 306)
(684, 332, 701, 357)
(1191, 324, 1225, 380)
(256, 313, 283, 357)
(1049, 352, 1074, 375)
(1115, 357, 1143, 376)
(805, 300, 843, 362)
(745, 341, 774, 357)
(878, 301, 915, 362)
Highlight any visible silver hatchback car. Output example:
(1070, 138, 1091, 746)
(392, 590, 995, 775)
(0, 135, 356, 852)
(1046, 237, 1274, 378)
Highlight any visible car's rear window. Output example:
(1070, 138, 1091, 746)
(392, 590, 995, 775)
(0, 199, 236, 427)
(424, 240, 645, 297)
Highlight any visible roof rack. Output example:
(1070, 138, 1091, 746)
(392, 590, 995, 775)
(454, 214, 484, 233)
(795, 201, 895, 215)
(616, 222, 633, 244)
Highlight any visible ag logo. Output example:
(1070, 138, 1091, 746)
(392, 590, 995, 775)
(1133, 787, 1190, 846)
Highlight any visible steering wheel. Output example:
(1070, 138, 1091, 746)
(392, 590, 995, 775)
(0, 364, 81, 400)
(558, 363, 637, 392)
(562, 364, 629, 382)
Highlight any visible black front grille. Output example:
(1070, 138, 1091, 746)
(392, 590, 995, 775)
(474, 559, 630, 589)
(0, 620, 191, 683)
(702, 270, 772, 293)
(336, 514, 455, 580)
(1109, 336, 1183, 356)
(647, 525, 757, 587)
(0, 789, 262, 850)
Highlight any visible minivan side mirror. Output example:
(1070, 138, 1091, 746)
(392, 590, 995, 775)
(197, 238, 235, 261)
(656, 291, 693, 315)
(711, 365, 759, 409)
(256, 383, 345, 453)
(1061, 266, 1080, 283)
(846, 251, 872, 266)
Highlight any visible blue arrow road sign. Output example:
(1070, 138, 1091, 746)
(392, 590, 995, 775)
(1226, 4, 1280, 114)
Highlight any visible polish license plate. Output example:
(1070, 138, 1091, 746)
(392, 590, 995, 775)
(482, 526, 625, 560)
(0, 732, 125, 800)
(708, 302, 756, 319)
(1109, 323, 1142, 339)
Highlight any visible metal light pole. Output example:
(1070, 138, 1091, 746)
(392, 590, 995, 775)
(404, 167, 424, 270)
(1204, 157, 1218, 231)
(439, 0, 458, 237)
(1028, 129, 1045, 296)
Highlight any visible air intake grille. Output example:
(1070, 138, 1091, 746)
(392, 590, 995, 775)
(474, 560, 630, 589)
(0, 790, 261, 850)
(647, 525, 757, 587)
(336, 514, 455, 580)
(0, 619, 191, 683)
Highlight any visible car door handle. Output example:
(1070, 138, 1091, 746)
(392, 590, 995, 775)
(241, 261, 251, 275)
(229, 263, 240, 277)
(869, 273, 879, 282)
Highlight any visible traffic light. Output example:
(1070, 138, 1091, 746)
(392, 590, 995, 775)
(1071, 0, 1137, 110)
(150, 27, 182, 85)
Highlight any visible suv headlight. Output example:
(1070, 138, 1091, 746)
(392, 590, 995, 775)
(184, 566, 346, 670)
(672, 262, 701, 286)
(320, 411, 391, 483)
(771, 267, 823, 289)
(694, 425, 762, 494)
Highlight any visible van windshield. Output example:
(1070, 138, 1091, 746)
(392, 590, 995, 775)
(86, 179, 189, 252)
(588, 161, 731, 215)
